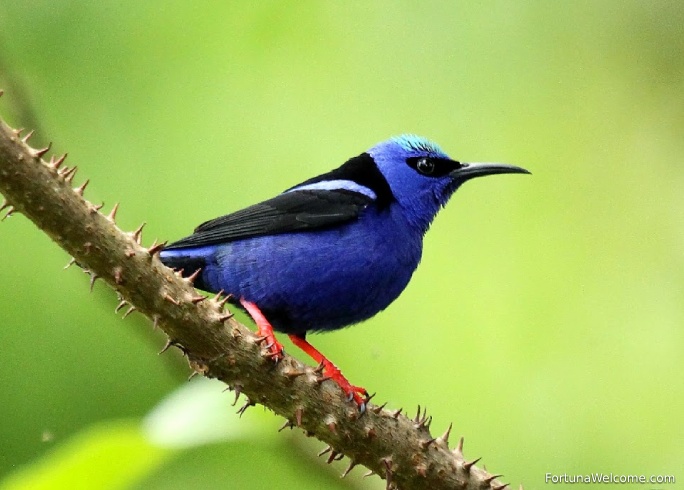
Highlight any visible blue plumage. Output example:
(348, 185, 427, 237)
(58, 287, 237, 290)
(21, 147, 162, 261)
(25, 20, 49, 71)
(160, 135, 528, 409)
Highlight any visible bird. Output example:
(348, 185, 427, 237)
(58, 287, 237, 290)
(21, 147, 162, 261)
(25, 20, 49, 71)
(159, 135, 529, 411)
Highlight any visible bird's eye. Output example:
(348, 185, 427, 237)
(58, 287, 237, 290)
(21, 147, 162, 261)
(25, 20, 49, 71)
(415, 158, 435, 175)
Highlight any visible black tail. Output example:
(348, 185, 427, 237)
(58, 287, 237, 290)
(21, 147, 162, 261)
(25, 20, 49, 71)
(159, 251, 208, 291)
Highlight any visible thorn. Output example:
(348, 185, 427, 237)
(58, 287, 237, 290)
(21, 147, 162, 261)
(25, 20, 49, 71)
(216, 293, 230, 309)
(190, 295, 206, 304)
(315, 374, 332, 384)
(89, 273, 99, 292)
(187, 371, 199, 381)
(115, 300, 128, 313)
(455, 436, 464, 456)
(187, 268, 202, 284)
(106, 202, 120, 222)
(13, 128, 24, 137)
(163, 293, 180, 305)
(74, 179, 89, 196)
(415, 464, 428, 477)
(318, 445, 332, 457)
(32, 142, 51, 159)
(295, 407, 303, 427)
(327, 422, 337, 433)
(0, 199, 9, 212)
(49, 153, 67, 169)
(21, 129, 35, 144)
(132, 222, 145, 244)
(278, 420, 294, 432)
(284, 368, 307, 378)
(463, 457, 481, 472)
(213, 290, 226, 304)
(158, 339, 175, 354)
(419, 437, 436, 449)
(62, 166, 78, 183)
(1, 206, 15, 221)
(382, 458, 393, 489)
(392, 408, 402, 419)
(371, 402, 387, 414)
(412, 406, 430, 428)
(365, 392, 376, 404)
(64, 258, 77, 270)
(147, 240, 166, 256)
(416, 414, 432, 430)
(113, 266, 123, 285)
(326, 451, 339, 464)
(363, 470, 376, 478)
(341, 461, 357, 478)
(218, 312, 234, 322)
(438, 422, 452, 447)
(484, 474, 504, 484)
(152, 315, 160, 330)
(230, 385, 243, 406)
(90, 202, 104, 212)
(122, 306, 137, 319)
(365, 426, 376, 439)
(236, 398, 254, 417)
(313, 361, 325, 375)
(493, 484, 509, 490)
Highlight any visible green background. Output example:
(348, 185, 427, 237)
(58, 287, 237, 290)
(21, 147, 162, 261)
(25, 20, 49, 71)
(1, 2, 682, 489)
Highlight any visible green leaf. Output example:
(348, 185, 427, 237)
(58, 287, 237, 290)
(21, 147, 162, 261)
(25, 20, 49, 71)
(1, 421, 172, 490)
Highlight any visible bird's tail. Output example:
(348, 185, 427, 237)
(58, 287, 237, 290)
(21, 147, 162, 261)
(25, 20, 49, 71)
(159, 248, 210, 290)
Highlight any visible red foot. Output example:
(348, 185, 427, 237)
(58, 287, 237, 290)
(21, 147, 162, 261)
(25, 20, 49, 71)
(240, 299, 284, 363)
(289, 334, 369, 413)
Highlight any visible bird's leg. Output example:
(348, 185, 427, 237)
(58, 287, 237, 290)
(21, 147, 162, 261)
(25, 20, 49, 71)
(239, 299, 284, 363)
(288, 334, 369, 412)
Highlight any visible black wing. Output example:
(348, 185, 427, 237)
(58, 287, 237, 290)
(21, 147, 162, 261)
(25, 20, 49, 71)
(164, 189, 373, 250)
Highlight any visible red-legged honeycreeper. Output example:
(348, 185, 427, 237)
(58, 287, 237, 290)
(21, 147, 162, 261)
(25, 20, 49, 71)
(160, 135, 529, 411)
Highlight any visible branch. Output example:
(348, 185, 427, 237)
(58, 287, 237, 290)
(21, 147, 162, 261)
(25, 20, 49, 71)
(0, 94, 512, 490)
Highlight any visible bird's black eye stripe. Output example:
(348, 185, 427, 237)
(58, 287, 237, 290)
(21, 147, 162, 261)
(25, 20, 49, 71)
(406, 157, 463, 177)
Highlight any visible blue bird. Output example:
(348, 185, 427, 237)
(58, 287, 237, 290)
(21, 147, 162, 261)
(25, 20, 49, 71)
(160, 135, 528, 410)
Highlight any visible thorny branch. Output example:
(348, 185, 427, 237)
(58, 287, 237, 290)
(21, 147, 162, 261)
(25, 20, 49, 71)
(0, 93, 516, 490)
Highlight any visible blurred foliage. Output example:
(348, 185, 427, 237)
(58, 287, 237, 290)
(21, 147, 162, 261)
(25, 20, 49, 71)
(1, 1, 683, 488)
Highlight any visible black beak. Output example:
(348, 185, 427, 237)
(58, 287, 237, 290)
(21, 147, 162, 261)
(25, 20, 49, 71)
(450, 162, 531, 180)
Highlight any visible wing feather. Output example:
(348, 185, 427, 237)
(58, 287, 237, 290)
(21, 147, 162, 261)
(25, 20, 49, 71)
(163, 189, 373, 250)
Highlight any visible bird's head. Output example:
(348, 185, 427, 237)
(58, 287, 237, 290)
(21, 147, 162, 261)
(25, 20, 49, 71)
(368, 135, 529, 233)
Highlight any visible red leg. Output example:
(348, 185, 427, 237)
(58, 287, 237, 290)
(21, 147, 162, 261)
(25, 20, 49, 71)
(240, 299, 284, 363)
(288, 334, 369, 412)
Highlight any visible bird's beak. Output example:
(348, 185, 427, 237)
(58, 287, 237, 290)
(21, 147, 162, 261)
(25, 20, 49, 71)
(450, 162, 531, 180)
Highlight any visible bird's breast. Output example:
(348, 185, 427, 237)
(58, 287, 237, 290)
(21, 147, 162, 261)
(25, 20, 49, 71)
(211, 207, 423, 334)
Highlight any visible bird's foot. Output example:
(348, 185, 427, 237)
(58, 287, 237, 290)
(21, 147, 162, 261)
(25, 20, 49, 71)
(257, 331, 285, 362)
(317, 359, 369, 413)
(288, 334, 369, 413)
(240, 298, 284, 363)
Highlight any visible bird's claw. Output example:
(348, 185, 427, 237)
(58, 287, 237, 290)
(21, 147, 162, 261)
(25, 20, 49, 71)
(319, 359, 369, 413)
(261, 337, 284, 363)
